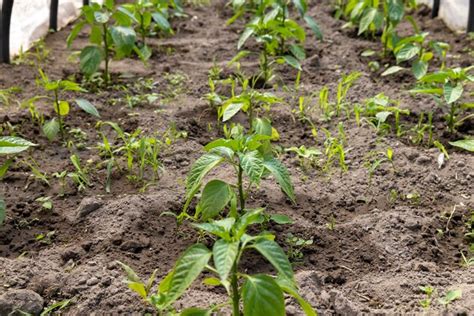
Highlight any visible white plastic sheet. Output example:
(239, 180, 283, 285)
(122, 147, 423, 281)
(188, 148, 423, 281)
(5, 0, 97, 58)
(417, 0, 469, 31)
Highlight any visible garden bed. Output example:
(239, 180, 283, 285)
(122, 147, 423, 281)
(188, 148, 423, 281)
(0, 0, 473, 314)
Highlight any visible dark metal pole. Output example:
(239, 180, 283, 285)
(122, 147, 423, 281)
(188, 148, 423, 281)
(0, 0, 14, 63)
(83, 0, 90, 5)
(468, 0, 474, 32)
(432, 0, 440, 18)
(50, 0, 59, 31)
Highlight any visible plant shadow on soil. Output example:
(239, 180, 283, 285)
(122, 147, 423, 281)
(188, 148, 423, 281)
(0, 0, 473, 314)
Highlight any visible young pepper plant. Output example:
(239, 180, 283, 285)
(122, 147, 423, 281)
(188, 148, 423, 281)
(118, 0, 177, 60)
(180, 122, 295, 222)
(410, 66, 474, 133)
(67, 0, 138, 85)
(36, 70, 100, 141)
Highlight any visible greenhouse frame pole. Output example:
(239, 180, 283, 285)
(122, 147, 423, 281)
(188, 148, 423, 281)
(432, 0, 440, 18)
(0, 0, 14, 63)
(468, 0, 474, 32)
(50, 0, 59, 32)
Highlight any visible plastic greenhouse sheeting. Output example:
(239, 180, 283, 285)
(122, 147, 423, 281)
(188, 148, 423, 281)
(2, 0, 100, 58)
(418, 0, 469, 31)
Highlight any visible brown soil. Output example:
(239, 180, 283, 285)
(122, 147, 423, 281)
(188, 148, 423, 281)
(0, 1, 473, 315)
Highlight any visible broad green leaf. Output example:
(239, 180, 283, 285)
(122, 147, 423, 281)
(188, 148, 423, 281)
(443, 82, 463, 104)
(127, 282, 147, 299)
(164, 244, 212, 306)
(75, 98, 100, 118)
(270, 214, 293, 225)
(381, 66, 404, 76)
(420, 72, 449, 83)
(110, 26, 136, 57)
(292, 0, 307, 16)
(396, 44, 420, 63)
(0, 198, 5, 225)
(185, 153, 224, 201)
(180, 308, 212, 316)
(304, 15, 322, 40)
(376, 111, 392, 123)
(263, 158, 295, 203)
(358, 8, 377, 35)
(0, 137, 36, 154)
(55, 101, 70, 116)
(240, 151, 264, 183)
(251, 239, 294, 282)
(235, 208, 265, 239)
(222, 102, 244, 122)
(412, 60, 428, 79)
(80, 46, 102, 75)
(449, 139, 474, 152)
(43, 119, 60, 141)
(242, 274, 285, 316)
(94, 11, 110, 24)
(197, 180, 232, 220)
(438, 289, 462, 306)
(289, 44, 306, 61)
(117, 261, 142, 283)
(253, 117, 272, 136)
(282, 55, 302, 70)
(213, 239, 239, 282)
(238, 28, 255, 50)
(276, 277, 316, 316)
(67, 21, 85, 48)
(152, 12, 171, 31)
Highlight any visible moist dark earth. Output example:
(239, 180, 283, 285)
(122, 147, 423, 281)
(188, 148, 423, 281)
(0, 0, 473, 314)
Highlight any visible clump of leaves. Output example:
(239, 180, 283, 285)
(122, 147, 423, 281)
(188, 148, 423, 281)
(285, 145, 321, 171)
(410, 66, 473, 133)
(0, 86, 21, 107)
(67, 0, 139, 84)
(362, 93, 409, 136)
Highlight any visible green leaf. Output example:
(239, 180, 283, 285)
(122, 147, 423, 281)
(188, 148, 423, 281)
(152, 12, 171, 31)
(282, 55, 302, 70)
(240, 151, 264, 183)
(381, 66, 404, 76)
(110, 26, 136, 57)
(197, 180, 233, 220)
(67, 20, 85, 48)
(75, 98, 100, 118)
(0, 159, 13, 178)
(438, 289, 462, 306)
(242, 274, 285, 316)
(94, 11, 110, 24)
(251, 239, 294, 282)
(0, 136, 36, 154)
(396, 44, 420, 63)
(412, 60, 428, 80)
(213, 239, 239, 282)
(222, 102, 244, 122)
(238, 27, 255, 50)
(443, 82, 463, 104)
(276, 277, 316, 316)
(117, 261, 142, 283)
(358, 8, 377, 35)
(164, 244, 212, 306)
(43, 119, 60, 141)
(292, 0, 307, 16)
(55, 101, 70, 116)
(449, 139, 474, 152)
(80, 46, 102, 75)
(304, 15, 322, 40)
(270, 214, 293, 225)
(0, 198, 5, 226)
(263, 158, 295, 203)
(289, 44, 306, 61)
(185, 153, 224, 206)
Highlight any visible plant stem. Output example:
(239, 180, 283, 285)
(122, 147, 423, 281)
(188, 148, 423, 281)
(102, 23, 110, 85)
(237, 164, 245, 212)
(54, 89, 64, 140)
(448, 102, 456, 133)
(231, 261, 240, 316)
